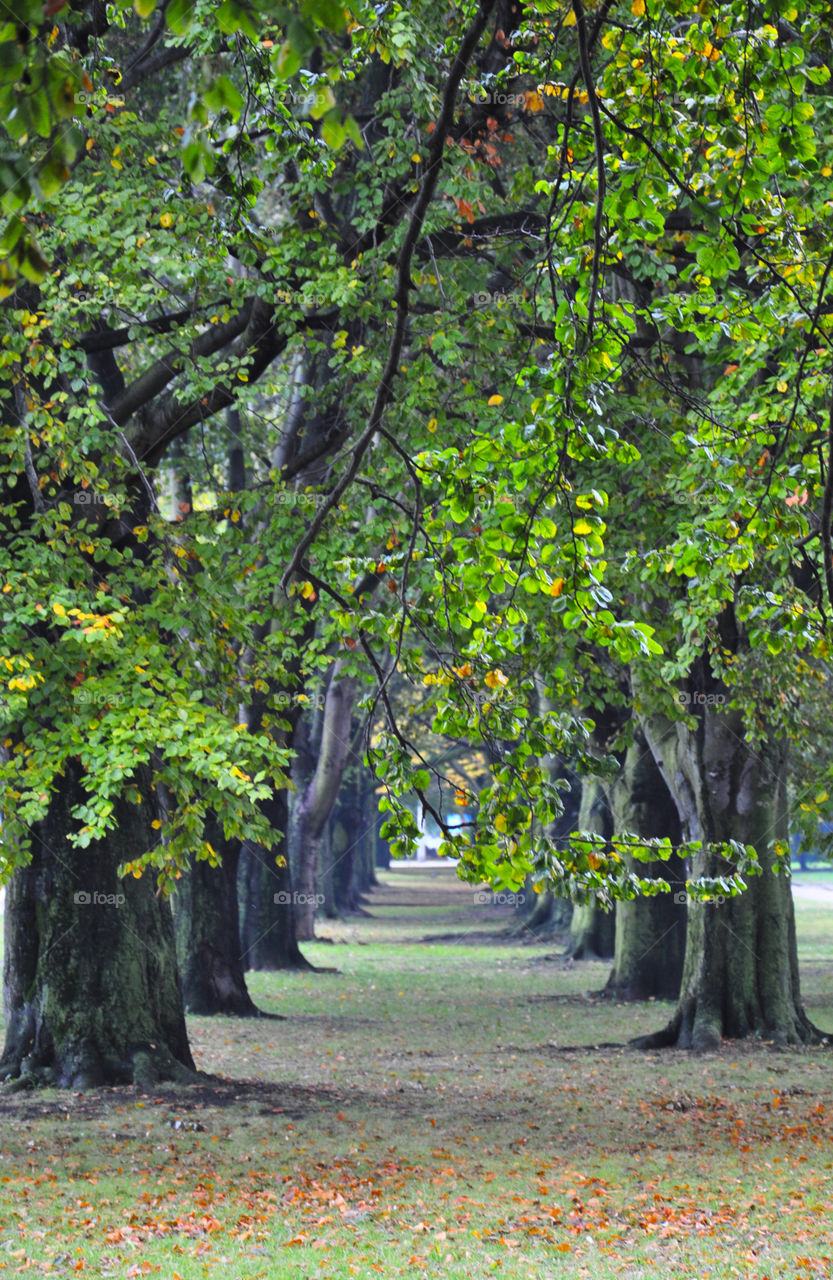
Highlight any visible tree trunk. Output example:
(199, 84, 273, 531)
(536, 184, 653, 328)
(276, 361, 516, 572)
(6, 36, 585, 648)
(238, 791, 310, 971)
(173, 817, 267, 1016)
(634, 701, 819, 1048)
(605, 730, 687, 1001)
(1, 764, 195, 1088)
(291, 667, 358, 941)
(567, 777, 615, 961)
(514, 754, 579, 939)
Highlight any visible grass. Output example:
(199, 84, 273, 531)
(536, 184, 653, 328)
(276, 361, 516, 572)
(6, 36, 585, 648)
(1, 866, 832, 1278)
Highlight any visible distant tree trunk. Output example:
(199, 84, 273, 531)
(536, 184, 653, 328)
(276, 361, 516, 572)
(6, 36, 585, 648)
(514, 755, 580, 939)
(238, 791, 310, 971)
(174, 816, 264, 1016)
(319, 822, 340, 919)
(292, 666, 358, 940)
(634, 699, 819, 1048)
(567, 777, 615, 961)
(604, 730, 687, 1001)
(1, 764, 194, 1088)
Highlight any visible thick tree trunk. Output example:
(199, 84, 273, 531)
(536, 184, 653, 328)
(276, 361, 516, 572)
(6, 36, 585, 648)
(174, 818, 267, 1016)
(238, 792, 310, 971)
(1, 765, 195, 1088)
(634, 701, 819, 1048)
(567, 777, 615, 961)
(604, 730, 687, 1001)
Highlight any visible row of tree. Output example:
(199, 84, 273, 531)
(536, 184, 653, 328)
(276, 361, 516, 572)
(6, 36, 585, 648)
(1, 0, 832, 1084)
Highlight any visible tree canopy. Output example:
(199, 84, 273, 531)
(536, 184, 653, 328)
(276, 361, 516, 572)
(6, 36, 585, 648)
(2, 0, 833, 914)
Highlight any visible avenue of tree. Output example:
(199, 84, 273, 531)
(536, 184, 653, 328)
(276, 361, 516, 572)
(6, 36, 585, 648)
(1, 0, 833, 1084)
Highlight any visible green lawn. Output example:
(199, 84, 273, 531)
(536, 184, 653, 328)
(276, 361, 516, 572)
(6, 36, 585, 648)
(0, 867, 831, 1278)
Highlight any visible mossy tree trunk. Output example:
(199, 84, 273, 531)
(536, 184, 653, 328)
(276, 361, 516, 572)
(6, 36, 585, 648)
(604, 729, 687, 1001)
(634, 702, 819, 1049)
(173, 816, 264, 1016)
(1, 764, 195, 1088)
(567, 777, 615, 961)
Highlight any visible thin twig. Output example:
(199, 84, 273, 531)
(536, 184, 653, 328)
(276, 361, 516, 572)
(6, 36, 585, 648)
(573, 0, 606, 351)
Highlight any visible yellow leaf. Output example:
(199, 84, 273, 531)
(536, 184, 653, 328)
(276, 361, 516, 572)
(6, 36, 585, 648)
(151, 819, 162, 829)
(563, 7, 576, 24)
(52, 602, 66, 616)
(484, 669, 508, 689)
(549, 578, 564, 597)
(574, 518, 594, 535)
(495, 814, 508, 833)
(631, 0, 645, 13)
(427, 417, 437, 433)
(523, 90, 544, 112)
(487, 394, 503, 406)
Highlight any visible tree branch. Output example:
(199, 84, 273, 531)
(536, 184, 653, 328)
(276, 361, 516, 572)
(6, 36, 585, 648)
(280, 0, 499, 592)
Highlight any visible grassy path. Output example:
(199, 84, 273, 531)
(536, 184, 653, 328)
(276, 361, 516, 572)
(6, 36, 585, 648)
(1, 865, 833, 1278)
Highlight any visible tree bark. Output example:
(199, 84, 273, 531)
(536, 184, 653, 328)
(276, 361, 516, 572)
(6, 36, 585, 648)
(173, 816, 267, 1016)
(633, 701, 820, 1048)
(567, 777, 615, 961)
(604, 729, 687, 1001)
(513, 756, 579, 939)
(1, 764, 195, 1088)
(291, 666, 359, 940)
(238, 791, 310, 971)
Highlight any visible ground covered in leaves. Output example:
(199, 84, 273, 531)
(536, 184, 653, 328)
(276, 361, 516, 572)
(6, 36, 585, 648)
(1, 866, 833, 1278)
